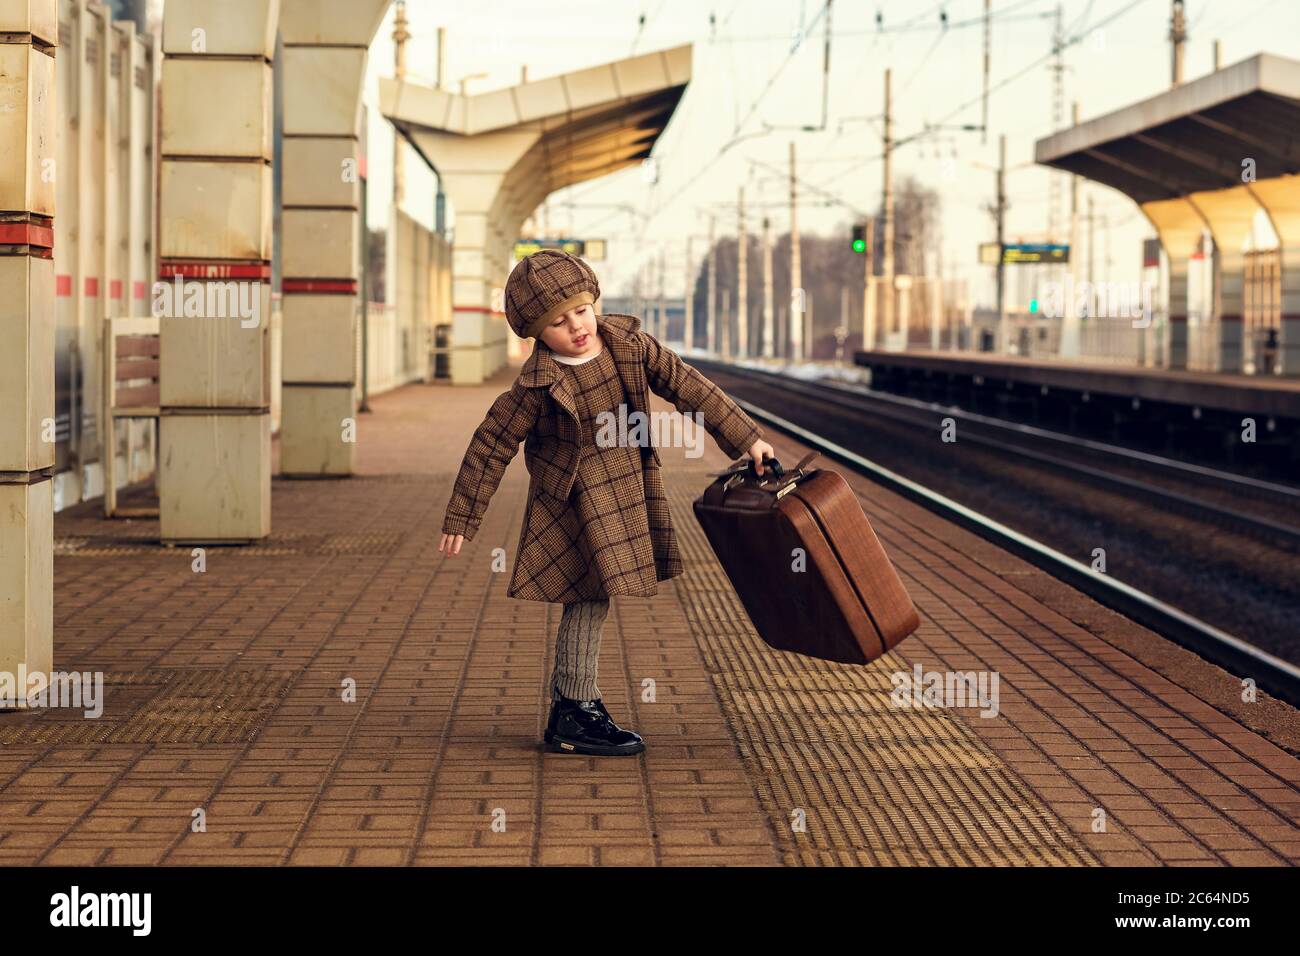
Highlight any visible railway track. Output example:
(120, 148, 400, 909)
(693, 358, 1300, 706)
(706, 360, 1300, 548)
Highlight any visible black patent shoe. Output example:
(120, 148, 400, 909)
(545, 692, 645, 756)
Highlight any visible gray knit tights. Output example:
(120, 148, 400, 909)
(550, 598, 611, 701)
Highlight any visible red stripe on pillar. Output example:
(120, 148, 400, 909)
(85, 277, 100, 297)
(110, 280, 123, 299)
(159, 261, 271, 281)
(0, 222, 54, 248)
(282, 279, 358, 294)
(133, 281, 147, 300)
(57, 274, 73, 297)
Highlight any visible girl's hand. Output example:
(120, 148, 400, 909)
(748, 439, 777, 475)
(439, 532, 465, 556)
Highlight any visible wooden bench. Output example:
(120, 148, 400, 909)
(102, 317, 160, 518)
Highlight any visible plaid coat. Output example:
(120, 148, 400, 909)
(441, 312, 764, 603)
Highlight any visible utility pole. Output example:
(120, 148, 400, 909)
(933, 227, 945, 350)
(789, 141, 803, 362)
(863, 216, 875, 350)
(393, 1, 410, 207)
(1062, 101, 1082, 358)
(996, 133, 1008, 353)
(684, 236, 694, 349)
(707, 214, 717, 354)
(806, 294, 814, 359)
(1048, 4, 1065, 291)
(761, 217, 774, 359)
(737, 186, 748, 359)
(1087, 193, 1095, 284)
(721, 288, 731, 359)
(636, 262, 645, 324)
(657, 247, 666, 343)
(840, 285, 849, 361)
(436, 26, 446, 90)
(881, 68, 895, 346)
(982, 0, 991, 144)
(1170, 0, 1187, 87)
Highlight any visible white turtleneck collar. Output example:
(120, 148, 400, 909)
(551, 344, 604, 365)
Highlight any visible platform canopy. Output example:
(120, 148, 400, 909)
(1033, 54, 1300, 376)
(1035, 53, 1300, 204)
(379, 44, 691, 225)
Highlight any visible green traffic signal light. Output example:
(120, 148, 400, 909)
(851, 223, 868, 254)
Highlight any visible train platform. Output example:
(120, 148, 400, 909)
(854, 349, 1300, 420)
(2, 362, 1299, 867)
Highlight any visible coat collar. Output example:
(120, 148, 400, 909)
(517, 312, 646, 425)
(518, 312, 641, 390)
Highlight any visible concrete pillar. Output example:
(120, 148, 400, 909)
(1143, 197, 1207, 371)
(1217, 249, 1246, 373)
(1190, 185, 1261, 375)
(1251, 174, 1300, 376)
(157, 0, 278, 542)
(0, 2, 56, 690)
(1280, 246, 1300, 376)
(278, 1, 388, 476)
(1168, 257, 1190, 370)
(434, 132, 533, 384)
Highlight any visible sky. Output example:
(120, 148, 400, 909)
(359, 0, 1300, 309)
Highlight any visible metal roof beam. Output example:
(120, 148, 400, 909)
(1082, 148, 1195, 196)
(1186, 112, 1298, 168)
(1131, 132, 1242, 183)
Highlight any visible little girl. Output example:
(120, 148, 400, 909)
(438, 250, 774, 756)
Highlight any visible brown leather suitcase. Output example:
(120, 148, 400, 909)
(692, 451, 920, 665)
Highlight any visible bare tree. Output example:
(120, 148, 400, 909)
(685, 178, 940, 361)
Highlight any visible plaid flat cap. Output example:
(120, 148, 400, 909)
(504, 249, 601, 339)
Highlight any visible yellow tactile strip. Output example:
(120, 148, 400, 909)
(53, 532, 407, 557)
(666, 470, 1099, 867)
(0, 670, 290, 745)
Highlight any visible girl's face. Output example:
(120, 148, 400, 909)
(539, 302, 599, 357)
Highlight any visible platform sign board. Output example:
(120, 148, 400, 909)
(513, 238, 605, 260)
(1000, 243, 1070, 264)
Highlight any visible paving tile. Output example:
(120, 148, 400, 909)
(0, 365, 1293, 868)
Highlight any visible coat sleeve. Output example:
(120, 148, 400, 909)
(639, 331, 764, 460)
(441, 378, 543, 542)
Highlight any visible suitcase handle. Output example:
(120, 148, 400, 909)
(745, 451, 819, 485)
(711, 453, 790, 481)
(702, 452, 821, 507)
(746, 455, 784, 481)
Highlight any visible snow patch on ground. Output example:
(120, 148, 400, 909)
(681, 349, 873, 386)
